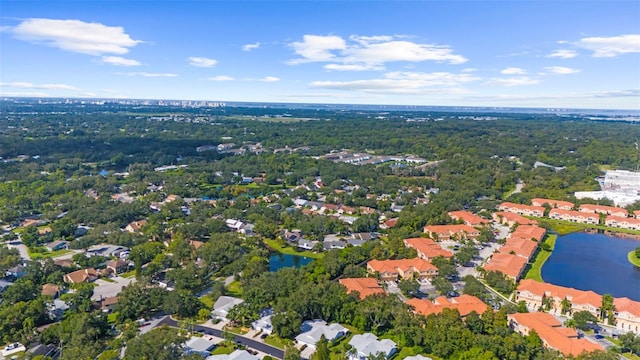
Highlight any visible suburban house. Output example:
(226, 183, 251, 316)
(407, 294, 487, 317)
(217, 143, 235, 152)
(252, 308, 273, 335)
(367, 258, 438, 281)
(63, 268, 99, 284)
(403, 238, 453, 260)
(206, 349, 260, 360)
(508, 312, 603, 356)
(44, 240, 69, 252)
(380, 218, 398, 229)
(348, 333, 397, 360)
(448, 210, 489, 227)
(184, 336, 219, 357)
(531, 198, 574, 210)
(54, 258, 74, 268)
(106, 259, 129, 275)
(614, 297, 640, 334)
(41, 284, 61, 298)
(492, 212, 538, 227)
(579, 204, 628, 217)
(482, 253, 528, 280)
(97, 296, 119, 313)
(510, 225, 546, 242)
(515, 279, 602, 318)
(339, 278, 385, 300)
(548, 209, 599, 225)
(211, 296, 244, 320)
(295, 320, 349, 348)
(125, 219, 147, 233)
(605, 215, 640, 230)
(498, 202, 545, 217)
(423, 224, 480, 241)
(86, 244, 130, 258)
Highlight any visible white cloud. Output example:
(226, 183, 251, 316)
(310, 71, 478, 94)
(0, 91, 50, 97)
(547, 49, 577, 59)
(486, 76, 539, 86)
(462, 68, 478, 72)
(208, 76, 234, 81)
(260, 76, 280, 82)
(544, 66, 581, 75)
(99, 56, 141, 66)
(243, 42, 260, 51)
(577, 34, 640, 57)
(0, 81, 80, 91)
(10, 18, 141, 55)
(188, 57, 218, 67)
(117, 72, 178, 78)
(288, 34, 467, 69)
(501, 67, 526, 75)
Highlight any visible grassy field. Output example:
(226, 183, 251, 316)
(628, 250, 640, 268)
(538, 218, 640, 237)
(263, 238, 324, 259)
(524, 234, 558, 282)
(264, 335, 294, 349)
(200, 296, 215, 309)
(27, 248, 72, 260)
(225, 281, 244, 297)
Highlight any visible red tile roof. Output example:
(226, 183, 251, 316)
(579, 204, 628, 216)
(499, 237, 539, 260)
(367, 258, 437, 274)
(499, 202, 545, 215)
(339, 278, 385, 300)
(407, 294, 488, 317)
(404, 238, 453, 259)
(448, 211, 489, 226)
(517, 279, 602, 308)
(423, 224, 480, 238)
(614, 297, 640, 317)
(483, 253, 527, 279)
(531, 198, 574, 209)
(510, 225, 546, 242)
(492, 212, 539, 225)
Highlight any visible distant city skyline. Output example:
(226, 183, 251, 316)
(1, 1, 639, 109)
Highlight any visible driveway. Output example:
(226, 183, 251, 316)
(91, 276, 136, 301)
(7, 239, 30, 261)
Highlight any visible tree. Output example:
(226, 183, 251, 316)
(0, 246, 21, 273)
(125, 326, 186, 360)
(432, 276, 454, 296)
(571, 310, 599, 331)
(561, 298, 572, 315)
(397, 279, 419, 297)
(163, 289, 202, 318)
(312, 335, 330, 360)
(284, 345, 301, 360)
(619, 332, 640, 356)
(600, 294, 615, 325)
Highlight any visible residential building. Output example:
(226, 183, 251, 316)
(579, 204, 628, 217)
(44, 240, 68, 252)
(510, 225, 546, 242)
(498, 202, 545, 217)
(97, 296, 119, 313)
(403, 237, 453, 260)
(184, 336, 218, 357)
(63, 268, 98, 284)
(106, 259, 129, 275)
(508, 312, 603, 356)
(614, 297, 640, 334)
(498, 237, 539, 261)
(515, 279, 602, 318)
(492, 212, 538, 227)
(483, 253, 528, 280)
(348, 333, 396, 360)
(211, 296, 244, 320)
(41, 284, 61, 298)
(407, 294, 487, 317)
(548, 209, 599, 225)
(125, 219, 147, 233)
(206, 349, 259, 360)
(339, 278, 385, 300)
(448, 210, 489, 226)
(423, 224, 480, 241)
(295, 320, 349, 348)
(531, 198, 574, 210)
(380, 218, 398, 229)
(252, 308, 273, 335)
(605, 215, 640, 230)
(367, 258, 438, 281)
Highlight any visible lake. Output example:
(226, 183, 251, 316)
(542, 232, 640, 300)
(269, 253, 314, 272)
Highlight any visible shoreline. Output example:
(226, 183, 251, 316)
(628, 250, 640, 268)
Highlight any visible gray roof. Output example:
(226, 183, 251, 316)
(211, 296, 244, 318)
(403, 356, 433, 360)
(184, 337, 218, 353)
(349, 333, 396, 359)
(206, 350, 259, 360)
(295, 320, 349, 347)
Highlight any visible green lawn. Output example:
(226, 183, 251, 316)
(225, 281, 244, 297)
(264, 335, 293, 349)
(28, 248, 72, 259)
(200, 296, 215, 309)
(524, 234, 557, 282)
(628, 250, 640, 268)
(120, 270, 136, 278)
(263, 238, 324, 259)
(538, 218, 640, 237)
(210, 345, 236, 355)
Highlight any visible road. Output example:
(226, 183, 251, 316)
(505, 179, 525, 199)
(157, 316, 284, 359)
(6, 239, 30, 261)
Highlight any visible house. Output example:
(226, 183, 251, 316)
(531, 198, 574, 210)
(6, 263, 28, 279)
(498, 202, 545, 217)
(252, 308, 273, 335)
(367, 258, 438, 281)
(297, 239, 319, 251)
(47, 299, 70, 320)
(579, 204, 628, 217)
(206, 349, 260, 360)
(339, 278, 385, 300)
(614, 297, 640, 334)
(217, 143, 235, 152)
(403, 237, 454, 260)
(498, 237, 539, 261)
(508, 312, 603, 356)
(54, 258, 74, 268)
(403, 356, 433, 360)
(106, 259, 129, 275)
(63, 268, 99, 284)
(97, 296, 119, 312)
(448, 211, 489, 227)
(407, 294, 487, 317)
(483, 253, 527, 280)
(348, 333, 396, 360)
(549, 209, 599, 225)
(184, 336, 219, 357)
(515, 279, 602, 318)
(492, 212, 538, 227)
(423, 224, 480, 241)
(510, 225, 546, 242)
(605, 215, 640, 230)
(380, 218, 398, 229)
(295, 320, 349, 348)
(125, 219, 147, 233)
(41, 284, 61, 298)
(211, 296, 244, 320)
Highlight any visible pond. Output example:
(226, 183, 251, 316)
(541, 232, 640, 300)
(269, 253, 314, 272)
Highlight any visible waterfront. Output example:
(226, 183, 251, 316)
(269, 253, 314, 272)
(542, 232, 640, 300)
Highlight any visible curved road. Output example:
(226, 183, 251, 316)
(158, 317, 284, 359)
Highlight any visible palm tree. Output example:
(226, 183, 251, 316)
(600, 294, 616, 325)
(561, 298, 572, 315)
(541, 296, 553, 312)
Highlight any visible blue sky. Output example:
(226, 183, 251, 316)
(1, 1, 639, 109)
